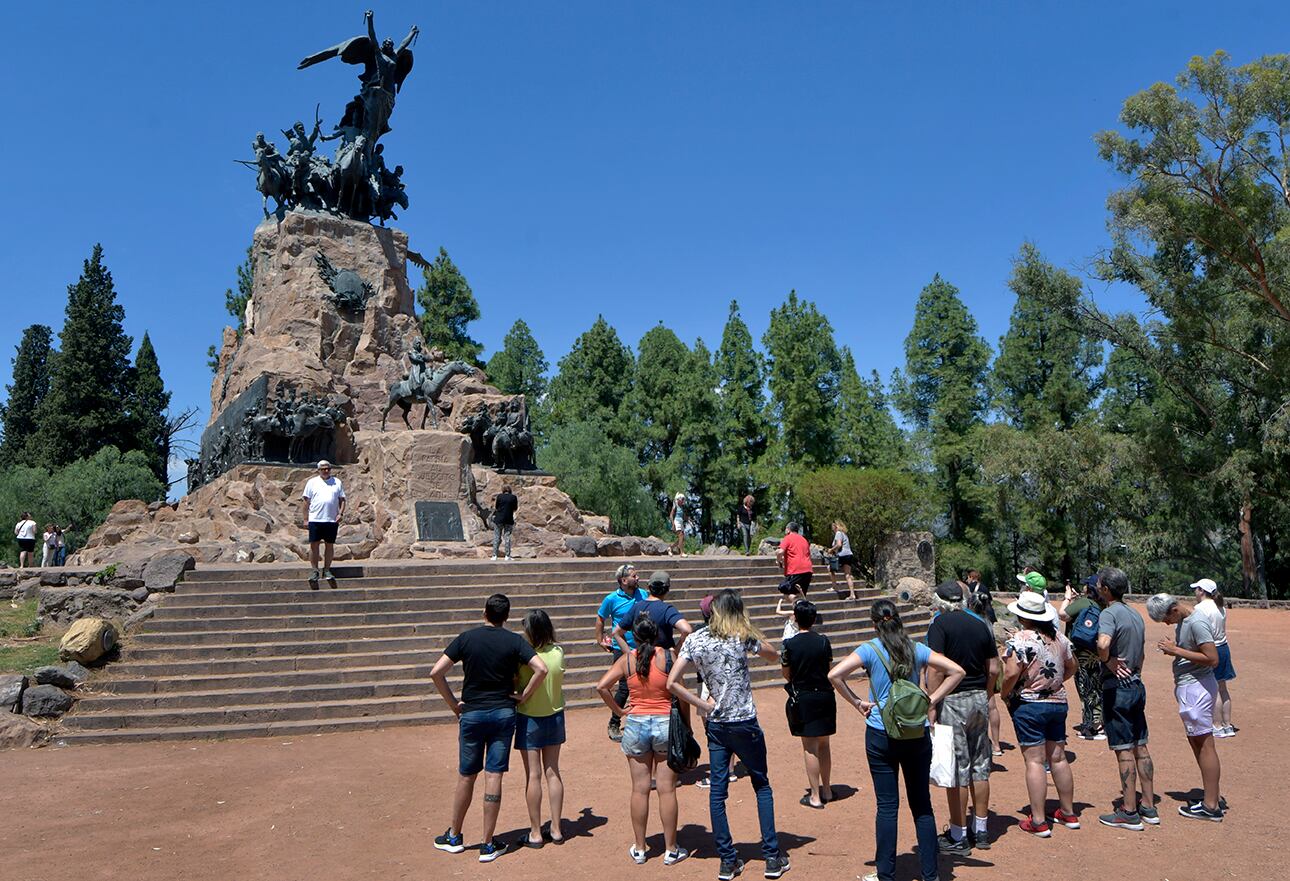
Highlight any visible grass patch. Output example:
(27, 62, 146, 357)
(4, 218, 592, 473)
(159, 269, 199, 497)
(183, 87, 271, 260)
(0, 599, 61, 674)
(0, 642, 60, 675)
(0, 600, 41, 638)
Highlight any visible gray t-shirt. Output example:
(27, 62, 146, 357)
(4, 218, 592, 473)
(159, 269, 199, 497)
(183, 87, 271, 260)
(1097, 602, 1145, 685)
(1174, 611, 1217, 685)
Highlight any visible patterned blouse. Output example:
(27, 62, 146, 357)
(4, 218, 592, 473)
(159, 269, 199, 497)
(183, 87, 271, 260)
(1005, 630, 1074, 704)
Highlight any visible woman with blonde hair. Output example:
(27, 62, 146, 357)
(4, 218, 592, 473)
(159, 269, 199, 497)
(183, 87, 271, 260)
(668, 492, 687, 557)
(827, 520, 858, 600)
(669, 590, 790, 880)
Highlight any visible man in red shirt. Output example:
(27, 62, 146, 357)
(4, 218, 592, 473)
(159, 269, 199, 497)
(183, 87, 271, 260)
(776, 522, 814, 595)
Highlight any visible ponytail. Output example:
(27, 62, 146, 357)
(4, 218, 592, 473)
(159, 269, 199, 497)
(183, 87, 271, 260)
(633, 616, 660, 682)
(870, 599, 915, 679)
(1212, 589, 1225, 610)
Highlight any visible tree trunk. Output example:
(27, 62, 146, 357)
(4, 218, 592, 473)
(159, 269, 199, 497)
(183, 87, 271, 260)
(1238, 496, 1267, 608)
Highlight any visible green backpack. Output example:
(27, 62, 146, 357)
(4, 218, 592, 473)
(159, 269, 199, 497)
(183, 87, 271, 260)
(869, 640, 930, 739)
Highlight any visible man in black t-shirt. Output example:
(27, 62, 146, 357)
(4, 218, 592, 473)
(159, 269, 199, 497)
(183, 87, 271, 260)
(430, 593, 548, 861)
(491, 485, 519, 560)
(926, 581, 1000, 854)
(615, 570, 693, 650)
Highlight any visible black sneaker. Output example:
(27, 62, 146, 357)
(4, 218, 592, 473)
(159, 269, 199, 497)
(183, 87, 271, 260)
(433, 829, 464, 853)
(1178, 803, 1223, 823)
(969, 826, 990, 851)
(478, 839, 505, 862)
(937, 829, 971, 856)
(764, 853, 790, 878)
(718, 858, 744, 880)
(608, 717, 624, 743)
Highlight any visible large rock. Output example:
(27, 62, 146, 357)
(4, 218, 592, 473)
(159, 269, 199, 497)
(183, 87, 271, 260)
(638, 537, 671, 556)
(0, 711, 49, 748)
(756, 538, 780, 557)
(39, 587, 139, 627)
(0, 675, 26, 712)
(59, 618, 119, 665)
(33, 663, 89, 689)
(565, 536, 598, 557)
(12, 577, 41, 601)
(597, 536, 643, 557)
(21, 685, 74, 717)
(892, 576, 933, 608)
(142, 550, 195, 591)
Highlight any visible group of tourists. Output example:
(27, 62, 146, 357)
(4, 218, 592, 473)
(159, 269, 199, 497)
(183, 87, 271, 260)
(424, 560, 1237, 880)
(11, 513, 69, 567)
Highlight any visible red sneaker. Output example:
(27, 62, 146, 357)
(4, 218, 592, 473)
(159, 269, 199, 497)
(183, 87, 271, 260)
(1020, 817, 1052, 838)
(1052, 809, 1081, 829)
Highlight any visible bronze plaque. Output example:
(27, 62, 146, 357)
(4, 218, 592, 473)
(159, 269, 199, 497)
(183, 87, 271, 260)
(414, 501, 465, 542)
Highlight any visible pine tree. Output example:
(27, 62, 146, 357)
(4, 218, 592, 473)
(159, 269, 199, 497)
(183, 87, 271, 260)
(893, 274, 991, 542)
(416, 247, 483, 365)
(712, 301, 769, 494)
(129, 333, 171, 484)
(993, 244, 1102, 430)
(836, 348, 905, 469)
(627, 324, 695, 491)
(32, 245, 135, 468)
(677, 338, 723, 540)
(0, 324, 55, 467)
(226, 247, 255, 330)
(486, 319, 549, 402)
(547, 315, 635, 438)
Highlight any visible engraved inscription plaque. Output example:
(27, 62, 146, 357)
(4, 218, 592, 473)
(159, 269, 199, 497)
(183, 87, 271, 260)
(414, 501, 465, 542)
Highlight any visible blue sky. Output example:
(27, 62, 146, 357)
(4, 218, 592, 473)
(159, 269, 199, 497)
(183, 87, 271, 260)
(4, 1, 1287, 464)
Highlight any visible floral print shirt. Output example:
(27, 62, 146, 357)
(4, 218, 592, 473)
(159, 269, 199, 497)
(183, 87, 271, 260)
(1005, 630, 1074, 704)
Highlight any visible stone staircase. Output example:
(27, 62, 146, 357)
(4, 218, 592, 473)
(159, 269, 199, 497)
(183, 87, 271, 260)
(55, 557, 928, 745)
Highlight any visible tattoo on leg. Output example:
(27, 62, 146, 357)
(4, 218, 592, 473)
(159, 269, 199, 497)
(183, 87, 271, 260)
(484, 793, 501, 803)
(1118, 759, 1135, 793)
(1139, 756, 1154, 781)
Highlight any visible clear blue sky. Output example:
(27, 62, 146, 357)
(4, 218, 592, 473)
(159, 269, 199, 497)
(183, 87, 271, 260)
(4, 1, 1286, 466)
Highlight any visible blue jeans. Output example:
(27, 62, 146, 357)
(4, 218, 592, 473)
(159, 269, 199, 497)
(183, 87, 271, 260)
(706, 718, 779, 862)
(459, 707, 517, 775)
(865, 726, 938, 881)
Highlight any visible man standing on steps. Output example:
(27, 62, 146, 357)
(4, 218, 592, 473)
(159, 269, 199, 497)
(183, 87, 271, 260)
(776, 523, 813, 596)
(431, 593, 549, 862)
(300, 460, 345, 586)
(491, 484, 518, 561)
(617, 570, 693, 651)
(596, 564, 648, 742)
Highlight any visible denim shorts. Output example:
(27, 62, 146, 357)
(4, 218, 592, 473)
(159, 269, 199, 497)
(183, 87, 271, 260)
(514, 710, 566, 751)
(621, 713, 670, 757)
(1010, 700, 1068, 747)
(459, 707, 517, 775)
(1103, 679, 1149, 751)
(1214, 643, 1236, 682)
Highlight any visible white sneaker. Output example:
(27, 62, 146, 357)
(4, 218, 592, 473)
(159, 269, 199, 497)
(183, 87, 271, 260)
(1214, 726, 1235, 738)
(663, 847, 690, 866)
(490, 555, 498, 560)
(629, 845, 647, 865)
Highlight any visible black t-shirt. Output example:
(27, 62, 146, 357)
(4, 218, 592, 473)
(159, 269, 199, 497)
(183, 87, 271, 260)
(926, 610, 997, 693)
(493, 492, 519, 526)
(780, 630, 833, 692)
(736, 504, 754, 526)
(444, 625, 536, 711)
(629, 597, 685, 649)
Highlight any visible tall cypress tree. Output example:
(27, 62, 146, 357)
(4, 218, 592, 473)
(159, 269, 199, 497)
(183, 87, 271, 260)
(546, 315, 635, 439)
(33, 245, 135, 467)
(416, 246, 483, 365)
(713, 300, 769, 493)
(130, 333, 171, 484)
(679, 338, 724, 540)
(836, 347, 905, 469)
(0, 324, 55, 467)
(627, 323, 695, 491)
(486, 319, 549, 402)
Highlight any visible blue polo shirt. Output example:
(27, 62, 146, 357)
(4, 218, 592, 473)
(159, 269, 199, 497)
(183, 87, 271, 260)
(598, 587, 649, 648)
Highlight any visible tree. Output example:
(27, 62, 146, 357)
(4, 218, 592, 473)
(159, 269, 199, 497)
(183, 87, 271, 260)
(0, 324, 54, 466)
(129, 333, 171, 485)
(677, 339, 723, 540)
(31, 245, 135, 468)
(893, 275, 991, 544)
(226, 247, 255, 331)
(546, 316, 635, 438)
(712, 301, 769, 501)
(625, 324, 696, 494)
(836, 348, 905, 469)
(416, 246, 483, 365)
(993, 244, 1103, 430)
(486, 319, 549, 402)
(538, 421, 661, 537)
(796, 467, 922, 577)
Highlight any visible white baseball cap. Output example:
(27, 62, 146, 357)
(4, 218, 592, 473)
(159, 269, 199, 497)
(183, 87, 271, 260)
(1190, 577, 1218, 594)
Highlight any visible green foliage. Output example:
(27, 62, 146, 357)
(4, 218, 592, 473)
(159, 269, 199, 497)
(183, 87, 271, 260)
(796, 467, 921, 576)
(486, 319, 549, 402)
(0, 324, 54, 467)
(206, 343, 219, 374)
(0, 600, 41, 638)
(711, 301, 769, 505)
(627, 324, 696, 491)
(538, 421, 661, 537)
(837, 348, 905, 469)
(129, 333, 170, 483)
(92, 563, 119, 585)
(225, 247, 255, 330)
(0, 643, 60, 675)
(547, 316, 635, 438)
(0, 446, 165, 564)
(29, 245, 135, 468)
(416, 247, 483, 365)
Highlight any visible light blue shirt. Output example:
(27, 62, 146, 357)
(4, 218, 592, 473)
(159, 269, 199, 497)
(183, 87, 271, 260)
(854, 639, 933, 732)
(598, 587, 649, 648)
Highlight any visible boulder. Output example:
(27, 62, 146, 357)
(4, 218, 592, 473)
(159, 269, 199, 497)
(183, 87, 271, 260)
(125, 597, 160, 631)
(33, 663, 89, 689)
(875, 531, 935, 586)
(129, 587, 150, 603)
(892, 576, 932, 608)
(177, 531, 198, 544)
(0, 711, 49, 748)
(59, 618, 119, 665)
(141, 550, 196, 592)
(638, 537, 671, 556)
(0, 674, 26, 712)
(0, 570, 17, 588)
(38, 570, 67, 587)
(756, 538, 780, 557)
(39, 587, 139, 627)
(108, 576, 147, 591)
(13, 577, 41, 601)
(564, 536, 598, 557)
(597, 536, 643, 557)
(701, 544, 732, 556)
(21, 684, 74, 717)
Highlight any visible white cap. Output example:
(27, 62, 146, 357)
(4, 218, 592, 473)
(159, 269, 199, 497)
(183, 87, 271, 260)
(1190, 577, 1218, 594)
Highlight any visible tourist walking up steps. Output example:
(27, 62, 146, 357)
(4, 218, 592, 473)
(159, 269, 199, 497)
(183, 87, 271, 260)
(926, 581, 999, 854)
(827, 520, 858, 600)
(13, 512, 36, 568)
(300, 460, 345, 586)
(431, 594, 548, 862)
(780, 600, 836, 809)
(491, 484, 518, 560)
(1146, 593, 1225, 822)
(515, 610, 567, 846)
(737, 494, 756, 555)
(1059, 576, 1106, 740)
(1000, 591, 1079, 838)
(597, 564, 648, 742)
(598, 617, 690, 866)
(1191, 578, 1236, 737)
(669, 589, 791, 880)
(1094, 567, 1158, 830)
(829, 599, 965, 881)
(776, 523, 813, 596)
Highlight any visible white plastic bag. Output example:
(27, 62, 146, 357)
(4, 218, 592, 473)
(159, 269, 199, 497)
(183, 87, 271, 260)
(929, 723, 956, 788)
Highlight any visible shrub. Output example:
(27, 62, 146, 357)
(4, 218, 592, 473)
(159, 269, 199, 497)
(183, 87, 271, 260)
(538, 422, 663, 537)
(796, 467, 921, 576)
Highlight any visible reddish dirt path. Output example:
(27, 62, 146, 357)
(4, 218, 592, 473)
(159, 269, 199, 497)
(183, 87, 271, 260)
(3, 605, 1285, 881)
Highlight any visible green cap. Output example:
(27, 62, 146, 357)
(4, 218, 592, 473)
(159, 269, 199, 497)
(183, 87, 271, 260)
(1015, 571, 1048, 593)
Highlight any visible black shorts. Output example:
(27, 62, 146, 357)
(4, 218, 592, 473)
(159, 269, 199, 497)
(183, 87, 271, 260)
(786, 689, 837, 738)
(308, 521, 339, 544)
(836, 554, 856, 569)
(16, 538, 35, 553)
(1102, 679, 1149, 751)
(778, 572, 813, 595)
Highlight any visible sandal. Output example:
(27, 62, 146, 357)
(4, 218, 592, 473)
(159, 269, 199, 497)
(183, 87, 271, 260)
(799, 794, 825, 809)
(522, 834, 544, 849)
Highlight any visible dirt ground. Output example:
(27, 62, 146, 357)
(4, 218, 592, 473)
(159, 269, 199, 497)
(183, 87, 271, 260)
(3, 605, 1285, 881)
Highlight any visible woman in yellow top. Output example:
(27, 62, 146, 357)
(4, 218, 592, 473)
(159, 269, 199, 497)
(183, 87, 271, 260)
(515, 610, 566, 847)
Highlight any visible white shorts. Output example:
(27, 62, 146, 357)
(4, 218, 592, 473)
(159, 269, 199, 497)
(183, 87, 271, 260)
(1175, 676, 1217, 737)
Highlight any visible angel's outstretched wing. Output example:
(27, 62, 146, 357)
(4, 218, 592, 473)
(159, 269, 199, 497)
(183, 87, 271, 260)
(394, 48, 414, 93)
(297, 35, 373, 71)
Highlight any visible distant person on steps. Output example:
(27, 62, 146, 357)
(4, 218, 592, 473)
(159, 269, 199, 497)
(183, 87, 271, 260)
(491, 484, 518, 560)
(300, 460, 345, 585)
(736, 494, 756, 555)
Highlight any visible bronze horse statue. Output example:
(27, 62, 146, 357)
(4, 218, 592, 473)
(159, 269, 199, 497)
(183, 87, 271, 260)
(381, 360, 477, 430)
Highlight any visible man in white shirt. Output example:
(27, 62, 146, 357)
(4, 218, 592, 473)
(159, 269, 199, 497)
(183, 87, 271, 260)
(300, 460, 346, 585)
(13, 512, 37, 568)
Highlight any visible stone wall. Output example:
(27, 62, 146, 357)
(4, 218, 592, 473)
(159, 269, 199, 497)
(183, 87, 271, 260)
(874, 531, 935, 588)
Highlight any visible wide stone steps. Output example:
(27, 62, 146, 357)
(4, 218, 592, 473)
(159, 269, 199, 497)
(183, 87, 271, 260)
(55, 557, 925, 746)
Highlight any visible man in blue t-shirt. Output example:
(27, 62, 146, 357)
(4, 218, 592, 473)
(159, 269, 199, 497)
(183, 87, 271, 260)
(615, 570, 693, 651)
(595, 564, 648, 742)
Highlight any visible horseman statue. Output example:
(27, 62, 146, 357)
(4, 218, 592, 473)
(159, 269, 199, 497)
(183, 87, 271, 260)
(382, 348, 477, 431)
